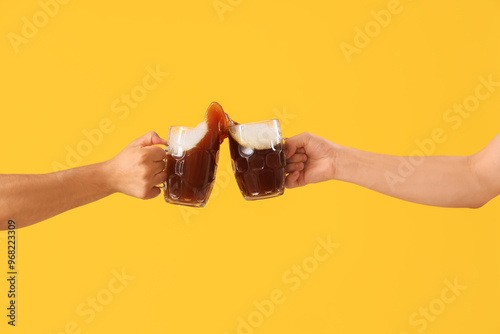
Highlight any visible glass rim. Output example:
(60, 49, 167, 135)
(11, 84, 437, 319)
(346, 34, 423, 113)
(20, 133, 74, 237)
(168, 125, 194, 131)
(228, 119, 280, 129)
(168, 125, 220, 134)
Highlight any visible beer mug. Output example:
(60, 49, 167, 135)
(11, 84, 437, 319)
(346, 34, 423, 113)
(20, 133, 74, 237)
(164, 125, 220, 207)
(228, 119, 286, 200)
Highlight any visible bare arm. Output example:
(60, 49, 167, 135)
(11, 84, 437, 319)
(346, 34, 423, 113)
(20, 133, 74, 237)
(285, 133, 500, 208)
(0, 131, 167, 230)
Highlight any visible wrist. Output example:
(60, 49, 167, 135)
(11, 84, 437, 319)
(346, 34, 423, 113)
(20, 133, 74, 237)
(98, 160, 118, 195)
(332, 144, 357, 183)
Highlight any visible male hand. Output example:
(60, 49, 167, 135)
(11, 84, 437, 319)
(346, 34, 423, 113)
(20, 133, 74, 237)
(285, 132, 338, 188)
(107, 131, 167, 199)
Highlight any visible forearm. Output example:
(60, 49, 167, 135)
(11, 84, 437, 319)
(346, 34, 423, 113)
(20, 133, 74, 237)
(335, 146, 489, 208)
(0, 162, 114, 229)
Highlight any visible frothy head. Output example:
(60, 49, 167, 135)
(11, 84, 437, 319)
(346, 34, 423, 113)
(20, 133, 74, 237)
(168, 121, 208, 157)
(229, 120, 282, 150)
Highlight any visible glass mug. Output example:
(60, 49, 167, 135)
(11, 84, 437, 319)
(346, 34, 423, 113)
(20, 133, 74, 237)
(163, 125, 220, 207)
(228, 119, 286, 200)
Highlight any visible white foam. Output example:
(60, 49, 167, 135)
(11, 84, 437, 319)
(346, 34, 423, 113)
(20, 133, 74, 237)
(169, 122, 208, 156)
(229, 123, 281, 150)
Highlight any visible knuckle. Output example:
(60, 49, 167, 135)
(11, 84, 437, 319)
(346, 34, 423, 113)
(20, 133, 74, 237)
(139, 151, 149, 163)
(158, 171, 167, 182)
(141, 169, 150, 181)
(153, 146, 165, 156)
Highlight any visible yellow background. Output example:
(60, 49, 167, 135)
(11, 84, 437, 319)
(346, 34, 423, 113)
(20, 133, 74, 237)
(1, 0, 500, 333)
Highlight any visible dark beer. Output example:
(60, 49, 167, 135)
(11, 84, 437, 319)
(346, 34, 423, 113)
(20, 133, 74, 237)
(164, 130, 220, 207)
(164, 102, 230, 207)
(164, 102, 285, 206)
(228, 128, 286, 200)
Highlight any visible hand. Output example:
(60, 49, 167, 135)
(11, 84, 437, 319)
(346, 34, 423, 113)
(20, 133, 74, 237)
(285, 132, 338, 188)
(106, 131, 167, 199)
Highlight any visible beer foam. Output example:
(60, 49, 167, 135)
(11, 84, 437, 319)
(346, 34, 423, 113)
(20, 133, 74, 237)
(169, 121, 208, 153)
(229, 123, 280, 150)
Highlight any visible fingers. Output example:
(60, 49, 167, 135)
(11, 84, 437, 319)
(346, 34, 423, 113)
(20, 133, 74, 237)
(143, 145, 168, 161)
(142, 173, 167, 200)
(134, 171, 166, 200)
(152, 170, 167, 185)
(284, 132, 311, 159)
(133, 131, 168, 147)
(287, 153, 307, 164)
(286, 162, 304, 173)
(286, 152, 306, 174)
(143, 186, 162, 200)
(151, 161, 166, 174)
(285, 171, 301, 189)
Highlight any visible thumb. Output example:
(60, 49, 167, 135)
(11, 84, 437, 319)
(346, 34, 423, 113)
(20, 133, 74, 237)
(284, 132, 311, 159)
(133, 131, 168, 147)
